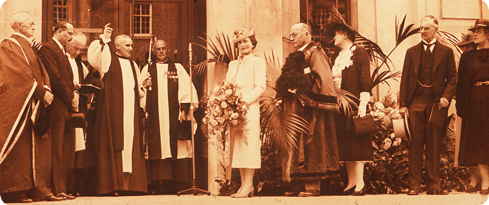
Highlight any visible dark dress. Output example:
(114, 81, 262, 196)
(331, 46, 373, 161)
(457, 48, 489, 166)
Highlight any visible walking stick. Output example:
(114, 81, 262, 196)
(177, 43, 210, 196)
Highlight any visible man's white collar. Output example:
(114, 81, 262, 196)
(52, 37, 65, 52)
(298, 42, 311, 51)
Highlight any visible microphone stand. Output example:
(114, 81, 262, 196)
(177, 43, 210, 196)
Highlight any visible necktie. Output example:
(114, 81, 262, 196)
(425, 43, 433, 55)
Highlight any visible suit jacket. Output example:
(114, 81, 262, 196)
(399, 41, 457, 124)
(39, 39, 74, 123)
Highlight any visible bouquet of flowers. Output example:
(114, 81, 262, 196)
(203, 81, 248, 140)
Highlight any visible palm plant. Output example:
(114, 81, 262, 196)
(31, 40, 42, 52)
(194, 32, 238, 75)
(259, 96, 309, 159)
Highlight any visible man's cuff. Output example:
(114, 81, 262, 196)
(99, 35, 111, 44)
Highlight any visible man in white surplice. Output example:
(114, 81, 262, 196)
(140, 40, 198, 193)
(86, 26, 147, 195)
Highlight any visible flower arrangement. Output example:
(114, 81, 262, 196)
(203, 81, 248, 140)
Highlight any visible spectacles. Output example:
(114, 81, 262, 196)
(289, 32, 299, 39)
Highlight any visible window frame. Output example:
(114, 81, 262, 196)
(132, 2, 153, 37)
(52, 0, 68, 24)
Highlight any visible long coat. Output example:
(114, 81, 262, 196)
(331, 45, 373, 161)
(456, 48, 489, 166)
(226, 54, 266, 169)
(0, 35, 51, 194)
(279, 42, 340, 181)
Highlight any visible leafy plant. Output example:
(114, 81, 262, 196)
(259, 96, 309, 159)
(194, 32, 238, 75)
(31, 40, 42, 52)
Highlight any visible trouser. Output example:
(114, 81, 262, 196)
(51, 109, 75, 194)
(408, 98, 444, 190)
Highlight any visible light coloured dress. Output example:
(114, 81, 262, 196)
(226, 54, 266, 169)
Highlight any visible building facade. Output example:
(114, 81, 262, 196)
(1, 0, 488, 194)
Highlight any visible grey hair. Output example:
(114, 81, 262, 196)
(71, 32, 87, 44)
(421, 15, 439, 30)
(114, 34, 132, 46)
(10, 11, 32, 29)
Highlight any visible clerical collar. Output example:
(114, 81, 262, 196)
(115, 53, 131, 60)
(12, 32, 30, 41)
(156, 59, 169, 64)
(52, 37, 65, 53)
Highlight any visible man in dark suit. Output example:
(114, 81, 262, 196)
(39, 21, 76, 200)
(399, 15, 457, 195)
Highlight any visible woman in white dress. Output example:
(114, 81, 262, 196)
(226, 28, 266, 198)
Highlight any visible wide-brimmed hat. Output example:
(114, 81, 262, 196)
(326, 23, 356, 42)
(469, 19, 489, 31)
(233, 28, 255, 44)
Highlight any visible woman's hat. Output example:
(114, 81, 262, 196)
(326, 23, 356, 42)
(233, 28, 255, 44)
(469, 19, 489, 31)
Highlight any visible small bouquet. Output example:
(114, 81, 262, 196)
(203, 81, 248, 139)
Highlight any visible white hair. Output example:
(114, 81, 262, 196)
(114, 34, 132, 46)
(71, 31, 87, 45)
(10, 11, 32, 29)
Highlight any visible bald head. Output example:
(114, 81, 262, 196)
(66, 32, 87, 58)
(114, 34, 133, 58)
(289, 23, 312, 49)
(10, 11, 35, 38)
(153, 39, 169, 62)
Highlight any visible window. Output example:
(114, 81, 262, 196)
(133, 3, 152, 35)
(53, 0, 67, 24)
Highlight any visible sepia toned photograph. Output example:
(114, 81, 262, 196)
(0, 0, 488, 204)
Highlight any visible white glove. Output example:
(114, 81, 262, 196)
(358, 92, 370, 117)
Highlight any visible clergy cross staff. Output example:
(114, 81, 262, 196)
(147, 36, 157, 91)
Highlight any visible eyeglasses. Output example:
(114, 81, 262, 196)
(289, 32, 299, 39)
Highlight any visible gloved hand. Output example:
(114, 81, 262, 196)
(358, 92, 370, 117)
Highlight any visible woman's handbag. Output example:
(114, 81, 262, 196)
(352, 115, 377, 135)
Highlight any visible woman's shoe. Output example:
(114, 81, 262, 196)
(232, 186, 254, 198)
(352, 185, 366, 196)
(230, 187, 243, 197)
(342, 186, 356, 195)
